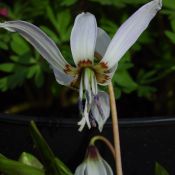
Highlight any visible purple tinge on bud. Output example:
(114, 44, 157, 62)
(74, 145, 113, 175)
(86, 145, 100, 160)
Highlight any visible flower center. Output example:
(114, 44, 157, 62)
(64, 60, 110, 88)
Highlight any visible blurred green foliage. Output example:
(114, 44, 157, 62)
(155, 162, 170, 175)
(0, 0, 174, 112)
(0, 121, 73, 175)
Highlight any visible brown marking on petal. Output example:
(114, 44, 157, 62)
(78, 60, 92, 68)
(64, 64, 71, 74)
(64, 64, 77, 76)
(100, 62, 108, 69)
(66, 59, 110, 88)
(70, 74, 81, 89)
(94, 51, 103, 60)
(96, 73, 110, 84)
(92, 61, 111, 84)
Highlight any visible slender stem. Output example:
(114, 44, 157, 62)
(108, 82, 123, 175)
(90, 135, 115, 159)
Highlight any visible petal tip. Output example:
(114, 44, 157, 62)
(155, 0, 162, 9)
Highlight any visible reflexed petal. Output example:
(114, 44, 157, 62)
(0, 20, 68, 73)
(101, 0, 162, 68)
(91, 91, 110, 132)
(95, 27, 111, 58)
(52, 67, 74, 86)
(70, 12, 97, 65)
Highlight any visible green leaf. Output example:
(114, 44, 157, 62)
(155, 162, 169, 175)
(137, 85, 156, 98)
(114, 70, 138, 92)
(56, 10, 71, 42)
(19, 152, 44, 170)
(0, 158, 44, 175)
(164, 0, 175, 10)
(100, 18, 118, 36)
(60, 0, 78, 6)
(30, 121, 73, 175)
(165, 31, 175, 44)
(90, 0, 125, 7)
(0, 77, 9, 91)
(46, 7, 59, 32)
(0, 63, 16, 73)
(170, 19, 175, 32)
(10, 55, 36, 64)
(0, 154, 7, 159)
(0, 41, 8, 50)
(40, 25, 60, 43)
(46, 8, 72, 42)
(34, 66, 44, 88)
(30, 121, 57, 174)
(10, 34, 30, 55)
(0, 65, 27, 91)
(55, 158, 73, 175)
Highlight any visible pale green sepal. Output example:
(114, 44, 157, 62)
(0, 158, 45, 175)
(19, 152, 44, 170)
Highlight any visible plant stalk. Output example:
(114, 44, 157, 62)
(90, 135, 115, 159)
(108, 82, 123, 175)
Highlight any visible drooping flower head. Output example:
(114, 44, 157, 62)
(0, 0, 162, 131)
(74, 145, 113, 175)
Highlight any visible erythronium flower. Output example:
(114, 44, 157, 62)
(74, 145, 113, 175)
(0, 0, 162, 131)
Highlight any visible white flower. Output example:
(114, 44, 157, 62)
(74, 145, 113, 175)
(0, 0, 162, 131)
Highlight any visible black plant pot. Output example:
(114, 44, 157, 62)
(0, 114, 175, 175)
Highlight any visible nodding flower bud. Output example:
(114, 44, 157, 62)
(74, 145, 113, 175)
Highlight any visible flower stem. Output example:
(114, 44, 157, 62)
(108, 82, 123, 175)
(90, 135, 115, 159)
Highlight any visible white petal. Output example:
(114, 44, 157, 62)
(95, 27, 111, 58)
(52, 67, 74, 86)
(70, 12, 97, 65)
(102, 159, 114, 175)
(101, 0, 162, 68)
(74, 162, 87, 175)
(87, 160, 107, 175)
(0, 20, 68, 72)
(91, 91, 110, 132)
